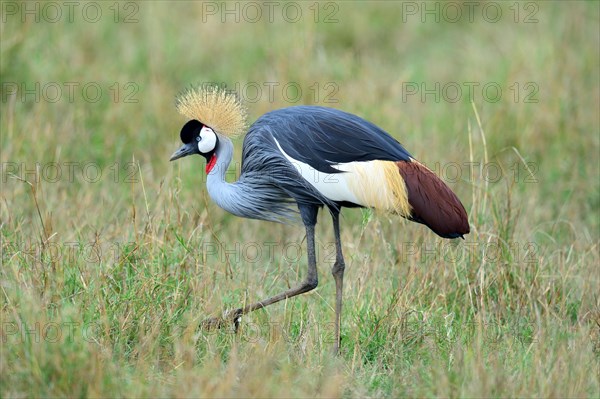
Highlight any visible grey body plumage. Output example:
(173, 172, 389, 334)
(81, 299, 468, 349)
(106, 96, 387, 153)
(205, 134, 301, 223)
(209, 105, 415, 222)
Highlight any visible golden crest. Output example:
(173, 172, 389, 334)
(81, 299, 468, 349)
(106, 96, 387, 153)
(176, 84, 248, 138)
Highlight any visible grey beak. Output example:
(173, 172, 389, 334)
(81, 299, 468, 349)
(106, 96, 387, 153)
(170, 142, 196, 161)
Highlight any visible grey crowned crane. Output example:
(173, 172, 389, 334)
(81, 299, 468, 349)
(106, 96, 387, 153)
(170, 86, 469, 354)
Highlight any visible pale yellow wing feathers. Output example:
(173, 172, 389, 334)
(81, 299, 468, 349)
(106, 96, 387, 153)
(345, 161, 411, 216)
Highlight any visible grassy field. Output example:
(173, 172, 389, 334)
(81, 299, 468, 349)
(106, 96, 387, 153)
(1, 1, 599, 397)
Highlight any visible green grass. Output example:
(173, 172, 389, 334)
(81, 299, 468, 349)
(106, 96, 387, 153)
(1, 1, 599, 397)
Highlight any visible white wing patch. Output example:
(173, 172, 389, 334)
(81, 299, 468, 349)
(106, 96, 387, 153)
(274, 138, 411, 215)
(274, 139, 361, 204)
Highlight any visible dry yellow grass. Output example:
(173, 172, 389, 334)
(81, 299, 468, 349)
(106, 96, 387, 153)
(1, 1, 599, 397)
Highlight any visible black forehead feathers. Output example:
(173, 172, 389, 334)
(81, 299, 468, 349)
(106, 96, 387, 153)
(180, 119, 203, 144)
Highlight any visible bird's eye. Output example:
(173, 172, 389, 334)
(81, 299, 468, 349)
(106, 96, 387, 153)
(196, 136, 201, 142)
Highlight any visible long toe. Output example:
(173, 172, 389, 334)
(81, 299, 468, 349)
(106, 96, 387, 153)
(200, 316, 226, 331)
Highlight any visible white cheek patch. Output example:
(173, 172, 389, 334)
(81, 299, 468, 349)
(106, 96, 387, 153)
(198, 127, 217, 153)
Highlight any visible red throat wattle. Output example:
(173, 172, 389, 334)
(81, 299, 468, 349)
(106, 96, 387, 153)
(206, 154, 217, 173)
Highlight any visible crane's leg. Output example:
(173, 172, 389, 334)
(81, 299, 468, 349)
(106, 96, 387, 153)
(202, 205, 319, 331)
(330, 209, 345, 355)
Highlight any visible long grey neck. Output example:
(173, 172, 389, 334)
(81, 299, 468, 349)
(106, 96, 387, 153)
(205, 135, 245, 217)
(204, 133, 298, 223)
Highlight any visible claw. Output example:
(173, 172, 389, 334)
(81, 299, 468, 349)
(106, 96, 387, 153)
(200, 316, 226, 331)
(200, 309, 243, 333)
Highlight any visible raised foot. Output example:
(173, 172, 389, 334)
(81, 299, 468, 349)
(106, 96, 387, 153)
(200, 309, 242, 332)
(200, 316, 227, 331)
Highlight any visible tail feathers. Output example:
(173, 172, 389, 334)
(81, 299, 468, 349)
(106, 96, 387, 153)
(397, 160, 470, 239)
